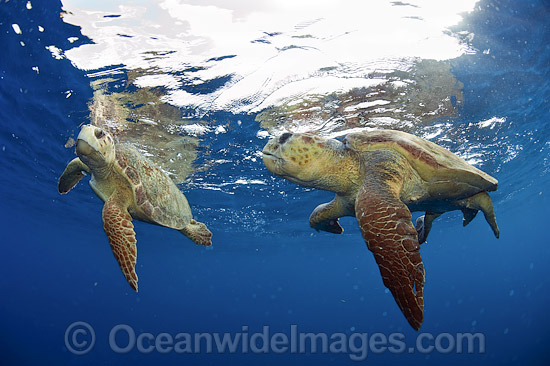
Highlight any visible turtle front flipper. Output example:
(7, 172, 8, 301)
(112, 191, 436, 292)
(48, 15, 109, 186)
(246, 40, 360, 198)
(309, 195, 351, 234)
(58, 158, 90, 194)
(102, 193, 139, 291)
(355, 182, 425, 330)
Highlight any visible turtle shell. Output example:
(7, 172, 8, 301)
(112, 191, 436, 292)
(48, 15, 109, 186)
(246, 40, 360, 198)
(344, 129, 497, 199)
(114, 143, 192, 229)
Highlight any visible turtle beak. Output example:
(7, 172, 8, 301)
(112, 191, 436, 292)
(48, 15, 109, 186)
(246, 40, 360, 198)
(262, 143, 281, 161)
(261, 150, 277, 160)
(262, 137, 287, 176)
(75, 139, 94, 156)
(262, 149, 278, 169)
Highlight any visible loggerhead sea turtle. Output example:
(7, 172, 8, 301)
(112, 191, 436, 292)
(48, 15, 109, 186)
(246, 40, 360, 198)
(262, 129, 499, 330)
(58, 125, 212, 291)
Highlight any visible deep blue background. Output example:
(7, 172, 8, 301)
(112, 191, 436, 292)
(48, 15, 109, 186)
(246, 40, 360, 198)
(1, 0, 549, 364)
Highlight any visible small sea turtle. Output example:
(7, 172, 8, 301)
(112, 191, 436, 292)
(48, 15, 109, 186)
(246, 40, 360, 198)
(262, 129, 499, 330)
(58, 125, 212, 291)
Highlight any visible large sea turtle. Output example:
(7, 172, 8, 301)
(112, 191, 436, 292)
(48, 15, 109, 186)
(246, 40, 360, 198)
(262, 129, 499, 330)
(58, 125, 212, 291)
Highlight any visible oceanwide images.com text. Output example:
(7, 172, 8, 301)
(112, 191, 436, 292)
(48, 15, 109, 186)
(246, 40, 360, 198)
(65, 322, 486, 360)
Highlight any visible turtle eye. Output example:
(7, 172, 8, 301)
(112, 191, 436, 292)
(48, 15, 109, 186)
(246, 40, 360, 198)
(94, 129, 105, 139)
(279, 132, 292, 144)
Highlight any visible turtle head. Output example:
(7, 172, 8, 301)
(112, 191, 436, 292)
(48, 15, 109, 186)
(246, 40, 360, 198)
(75, 125, 115, 170)
(262, 132, 359, 193)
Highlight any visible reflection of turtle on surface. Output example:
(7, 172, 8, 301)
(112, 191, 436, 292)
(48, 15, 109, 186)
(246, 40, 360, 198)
(59, 125, 212, 291)
(262, 129, 499, 330)
(86, 88, 201, 185)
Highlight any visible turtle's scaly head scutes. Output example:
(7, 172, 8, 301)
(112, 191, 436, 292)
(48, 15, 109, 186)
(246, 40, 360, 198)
(75, 125, 115, 170)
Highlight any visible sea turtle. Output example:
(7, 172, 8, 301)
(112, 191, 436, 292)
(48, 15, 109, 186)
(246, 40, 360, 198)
(58, 125, 212, 291)
(262, 129, 499, 330)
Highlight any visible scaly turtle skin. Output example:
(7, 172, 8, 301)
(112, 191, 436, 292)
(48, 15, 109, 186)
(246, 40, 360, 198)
(262, 129, 499, 330)
(59, 125, 212, 291)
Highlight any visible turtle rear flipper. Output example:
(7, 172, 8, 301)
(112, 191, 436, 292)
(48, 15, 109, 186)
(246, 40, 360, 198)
(461, 208, 478, 227)
(456, 191, 499, 238)
(58, 158, 90, 194)
(102, 193, 139, 292)
(415, 212, 442, 244)
(180, 220, 212, 246)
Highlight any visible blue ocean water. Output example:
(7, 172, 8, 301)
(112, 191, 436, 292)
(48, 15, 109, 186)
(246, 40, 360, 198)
(1, 0, 549, 365)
